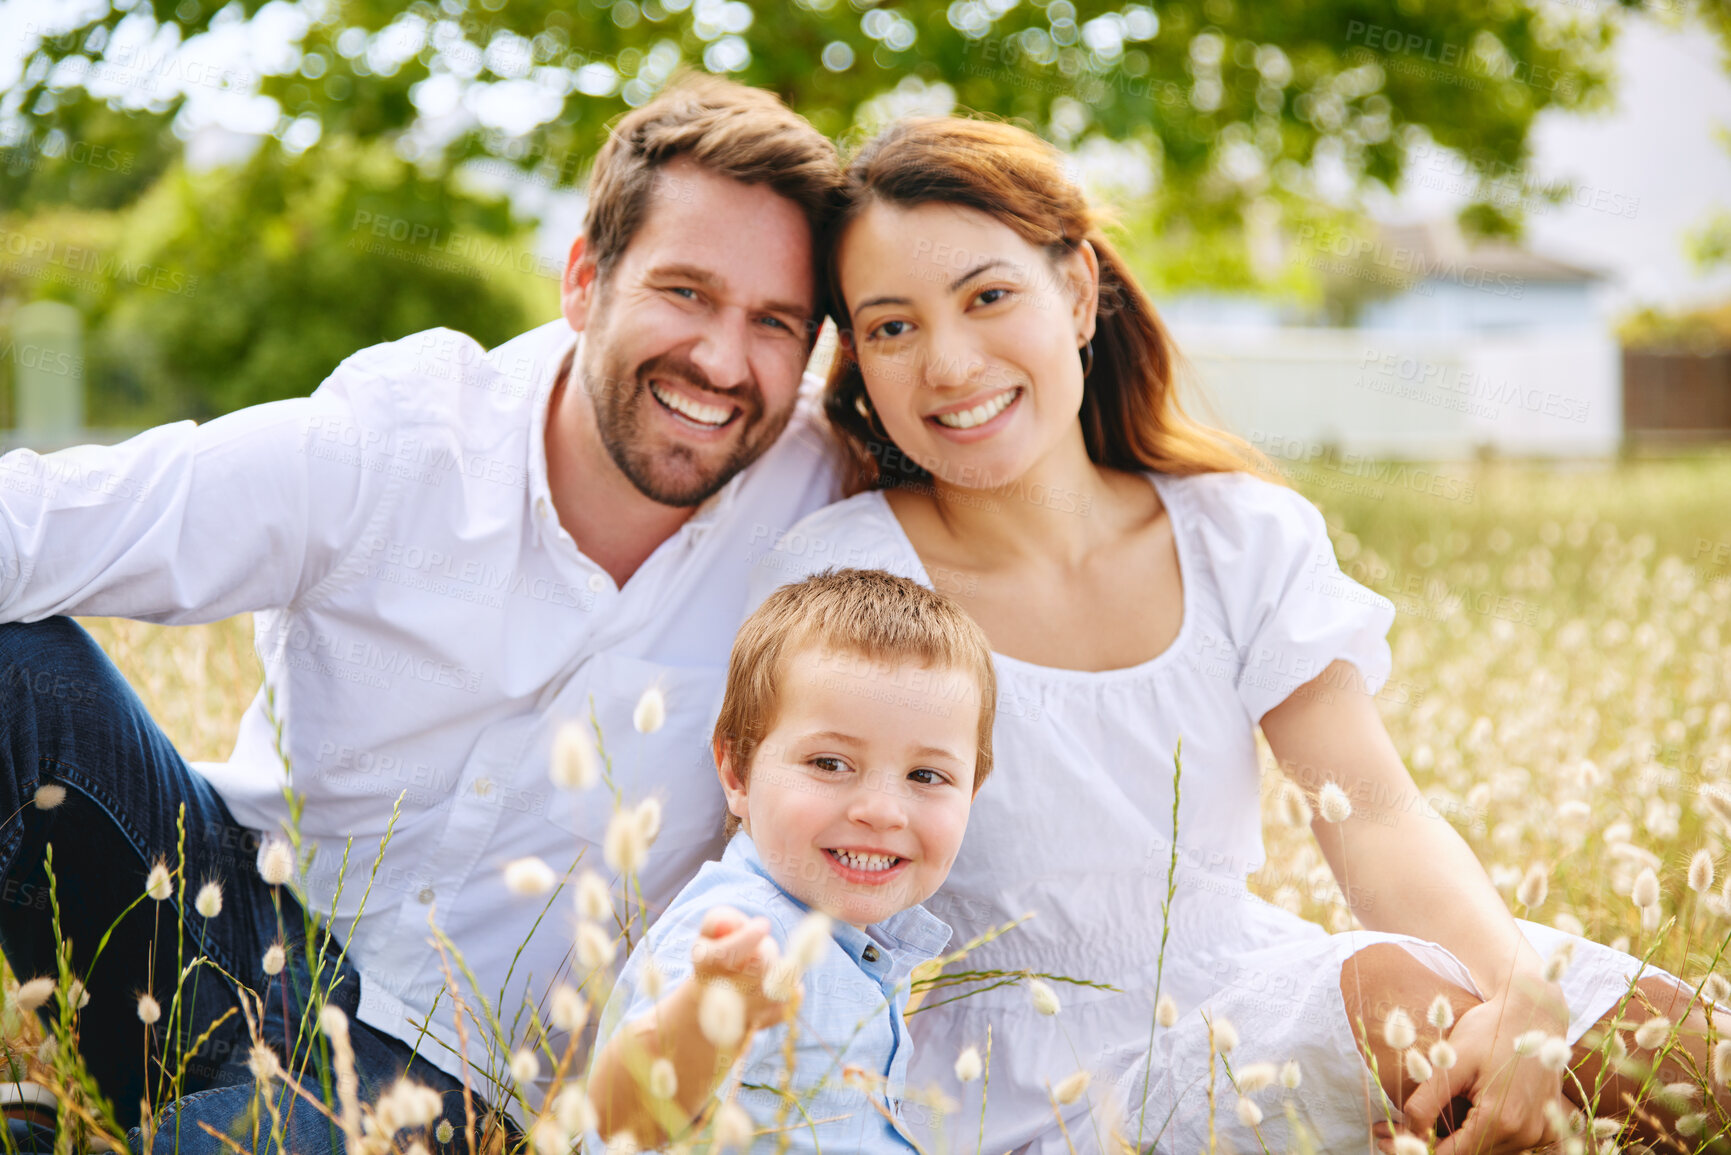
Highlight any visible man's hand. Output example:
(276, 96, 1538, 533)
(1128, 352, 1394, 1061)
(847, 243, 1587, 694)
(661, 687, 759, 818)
(1396, 985, 1570, 1155)
(689, 905, 796, 1035)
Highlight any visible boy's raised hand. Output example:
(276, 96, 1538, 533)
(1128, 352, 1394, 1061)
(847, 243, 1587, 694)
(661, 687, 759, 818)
(690, 905, 798, 1035)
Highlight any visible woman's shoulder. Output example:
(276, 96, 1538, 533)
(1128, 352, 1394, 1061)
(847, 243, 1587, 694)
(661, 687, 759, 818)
(1155, 468, 1329, 557)
(749, 489, 929, 600)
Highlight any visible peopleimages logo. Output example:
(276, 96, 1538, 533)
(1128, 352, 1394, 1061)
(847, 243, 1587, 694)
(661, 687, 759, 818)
(0, 229, 198, 297)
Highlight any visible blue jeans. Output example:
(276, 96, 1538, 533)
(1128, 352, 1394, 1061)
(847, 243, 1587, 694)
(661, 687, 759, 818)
(0, 618, 494, 1155)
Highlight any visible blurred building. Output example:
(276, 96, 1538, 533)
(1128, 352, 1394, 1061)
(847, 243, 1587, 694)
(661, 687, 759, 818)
(1163, 217, 1623, 459)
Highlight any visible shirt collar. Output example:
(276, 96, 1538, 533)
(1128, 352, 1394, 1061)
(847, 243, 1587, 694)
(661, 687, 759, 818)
(522, 323, 578, 551)
(723, 834, 953, 962)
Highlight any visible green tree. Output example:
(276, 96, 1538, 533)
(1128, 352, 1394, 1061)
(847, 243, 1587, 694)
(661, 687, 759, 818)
(1, 0, 1640, 420)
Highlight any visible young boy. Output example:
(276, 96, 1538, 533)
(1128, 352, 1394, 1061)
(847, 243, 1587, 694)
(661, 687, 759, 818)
(589, 568, 997, 1152)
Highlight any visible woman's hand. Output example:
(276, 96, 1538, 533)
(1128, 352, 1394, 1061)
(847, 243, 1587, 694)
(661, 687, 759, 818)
(1395, 978, 1571, 1155)
(689, 904, 796, 1035)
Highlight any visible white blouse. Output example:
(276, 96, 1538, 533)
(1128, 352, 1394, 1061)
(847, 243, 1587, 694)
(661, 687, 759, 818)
(747, 470, 1641, 1154)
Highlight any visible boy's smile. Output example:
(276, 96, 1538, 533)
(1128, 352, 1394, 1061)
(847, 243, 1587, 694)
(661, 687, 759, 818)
(717, 646, 982, 929)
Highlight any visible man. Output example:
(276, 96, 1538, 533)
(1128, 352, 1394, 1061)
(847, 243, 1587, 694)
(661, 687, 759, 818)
(0, 74, 844, 1151)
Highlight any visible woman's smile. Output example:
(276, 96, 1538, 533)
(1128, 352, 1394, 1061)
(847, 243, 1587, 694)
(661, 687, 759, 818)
(926, 386, 1024, 436)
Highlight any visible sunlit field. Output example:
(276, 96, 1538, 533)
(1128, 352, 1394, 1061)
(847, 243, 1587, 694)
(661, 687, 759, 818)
(37, 450, 1731, 1151)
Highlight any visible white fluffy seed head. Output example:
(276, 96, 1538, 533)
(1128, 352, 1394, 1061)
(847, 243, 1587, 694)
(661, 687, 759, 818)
(530, 1120, 568, 1155)
(787, 912, 832, 971)
(550, 723, 600, 791)
(1516, 863, 1549, 909)
(66, 979, 88, 1009)
(248, 1044, 280, 1083)
(1700, 783, 1731, 831)
(258, 840, 295, 887)
(762, 957, 801, 1004)
(1633, 1017, 1672, 1050)
(633, 687, 666, 735)
(1235, 1096, 1263, 1127)
(136, 993, 161, 1025)
(319, 1005, 349, 1041)
(641, 956, 665, 1000)
(699, 981, 746, 1048)
(503, 856, 556, 897)
(145, 862, 173, 902)
(1426, 994, 1455, 1031)
(195, 880, 223, 919)
(1052, 1070, 1091, 1106)
(1317, 782, 1353, 824)
(1538, 1036, 1572, 1073)
(1391, 1135, 1429, 1155)
(575, 871, 613, 923)
(576, 921, 618, 971)
(263, 943, 286, 976)
(1544, 941, 1576, 984)
(1279, 1060, 1302, 1089)
(551, 983, 588, 1034)
(1209, 1016, 1239, 1054)
(1691, 850, 1716, 895)
(553, 1086, 597, 1134)
(1713, 1038, 1731, 1084)
(13, 977, 53, 1012)
(1704, 973, 1731, 1006)
(954, 1045, 983, 1083)
(604, 810, 648, 876)
(435, 1121, 455, 1145)
(1156, 993, 1179, 1028)
(712, 1101, 753, 1151)
(1428, 1039, 1457, 1072)
(1404, 1049, 1433, 1083)
(1382, 1007, 1417, 1051)
(648, 1057, 677, 1100)
(509, 1048, 539, 1085)
(1631, 867, 1660, 910)
(32, 784, 65, 810)
(635, 797, 663, 845)
(1029, 978, 1061, 1017)
(1236, 1062, 1277, 1095)
(1513, 1029, 1547, 1056)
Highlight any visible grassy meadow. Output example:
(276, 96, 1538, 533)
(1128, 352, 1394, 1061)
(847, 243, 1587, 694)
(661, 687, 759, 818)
(37, 449, 1731, 1152)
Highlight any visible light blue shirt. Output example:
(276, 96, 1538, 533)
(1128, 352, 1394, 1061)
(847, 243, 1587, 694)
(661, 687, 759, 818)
(591, 833, 952, 1152)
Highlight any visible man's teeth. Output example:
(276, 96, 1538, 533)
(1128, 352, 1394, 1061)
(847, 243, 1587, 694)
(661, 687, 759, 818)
(933, 389, 1016, 430)
(830, 849, 899, 872)
(650, 382, 732, 427)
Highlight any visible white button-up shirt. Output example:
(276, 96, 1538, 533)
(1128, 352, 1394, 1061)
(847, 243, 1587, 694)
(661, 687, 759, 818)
(0, 319, 844, 1084)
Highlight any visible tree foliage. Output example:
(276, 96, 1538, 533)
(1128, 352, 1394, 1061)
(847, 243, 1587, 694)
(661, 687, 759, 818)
(0, 0, 1646, 420)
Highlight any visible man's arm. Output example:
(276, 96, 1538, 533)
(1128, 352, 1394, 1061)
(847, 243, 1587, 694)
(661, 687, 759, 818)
(0, 367, 394, 625)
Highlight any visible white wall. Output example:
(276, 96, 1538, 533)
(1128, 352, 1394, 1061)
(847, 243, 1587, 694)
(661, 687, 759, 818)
(1172, 324, 1622, 458)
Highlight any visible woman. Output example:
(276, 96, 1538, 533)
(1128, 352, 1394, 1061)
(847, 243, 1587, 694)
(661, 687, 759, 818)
(748, 118, 1715, 1154)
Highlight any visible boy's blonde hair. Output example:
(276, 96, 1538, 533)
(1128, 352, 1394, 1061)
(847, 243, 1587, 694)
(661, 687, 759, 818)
(714, 568, 997, 837)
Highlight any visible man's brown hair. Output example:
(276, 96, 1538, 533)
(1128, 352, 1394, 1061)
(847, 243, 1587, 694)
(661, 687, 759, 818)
(714, 568, 997, 837)
(583, 73, 843, 331)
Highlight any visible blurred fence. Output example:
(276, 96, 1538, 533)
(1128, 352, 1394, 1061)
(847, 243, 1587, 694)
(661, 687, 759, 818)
(1623, 348, 1731, 443)
(1175, 324, 1623, 459)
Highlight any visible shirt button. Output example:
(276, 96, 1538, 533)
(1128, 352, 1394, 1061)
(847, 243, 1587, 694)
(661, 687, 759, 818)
(417, 887, 435, 904)
(535, 496, 550, 520)
(587, 572, 607, 593)
(862, 944, 880, 963)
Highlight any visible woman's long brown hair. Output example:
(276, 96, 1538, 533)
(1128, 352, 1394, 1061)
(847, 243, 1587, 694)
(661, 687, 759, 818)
(822, 117, 1276, 493)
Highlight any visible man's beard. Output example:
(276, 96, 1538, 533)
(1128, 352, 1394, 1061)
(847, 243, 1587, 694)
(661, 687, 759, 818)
(584, 350, 792, 508)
